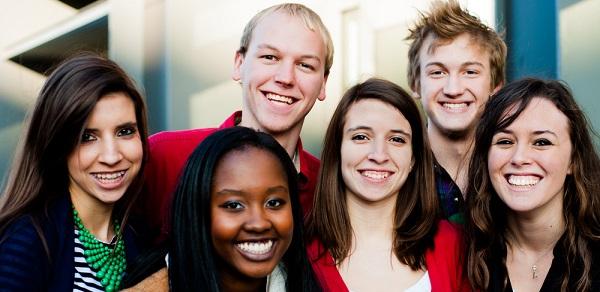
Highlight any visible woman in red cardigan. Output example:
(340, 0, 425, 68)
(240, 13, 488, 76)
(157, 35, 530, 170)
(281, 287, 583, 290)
(305, 78, 469, 292)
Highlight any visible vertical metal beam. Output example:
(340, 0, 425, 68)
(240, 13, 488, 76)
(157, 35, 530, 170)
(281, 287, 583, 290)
(499, 0, 559, 81)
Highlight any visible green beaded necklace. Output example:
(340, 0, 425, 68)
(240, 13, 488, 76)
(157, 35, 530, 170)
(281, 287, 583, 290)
(72, 207, 126, 292)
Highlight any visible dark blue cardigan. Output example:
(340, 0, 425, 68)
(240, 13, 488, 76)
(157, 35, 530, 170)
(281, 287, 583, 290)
(0, 195, 140, 291)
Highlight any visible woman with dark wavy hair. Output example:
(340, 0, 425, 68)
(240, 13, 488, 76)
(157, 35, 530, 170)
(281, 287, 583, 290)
(0, 53, 148, 291)
(305, 78, 468, 291)
(124, 126, 320, 292)
(465, 78, 600, 291)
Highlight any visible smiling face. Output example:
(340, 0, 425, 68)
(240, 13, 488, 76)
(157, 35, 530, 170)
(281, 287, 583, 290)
(417, 33, 497, 137)
(67, 92, 142, 208)
(340, 99, 414, 205)
(210, 147, 293, 282)
(488, 97, 572, 216)
(232, 11, 328, 136)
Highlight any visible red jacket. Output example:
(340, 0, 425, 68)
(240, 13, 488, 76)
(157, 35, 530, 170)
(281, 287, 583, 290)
(140, 111, 320, 242)
(308, 220, 470, 292)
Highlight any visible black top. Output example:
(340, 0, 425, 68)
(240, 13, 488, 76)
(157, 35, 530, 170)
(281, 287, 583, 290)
(488, 236, 600, 291)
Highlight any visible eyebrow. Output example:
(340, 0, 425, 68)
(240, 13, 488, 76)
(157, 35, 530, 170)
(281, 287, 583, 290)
(215, 185, 289, 196)
(85, 122, 138, 132)
(257, 44, 322, 63)
(425, 61, 484, 68)
(347, 126, 411, 137)
(497, 129, 558, 137)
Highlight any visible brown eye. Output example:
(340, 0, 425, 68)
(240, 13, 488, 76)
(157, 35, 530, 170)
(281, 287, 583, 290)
(220, 201, 244, 210)
(81, 132, 95, 143)
(266, 198, 286, 208)
(351, 134, 368, 141)
(117, 127, 137, 137)
(533, 139, 552, 146)
(390, 136, 406, 144)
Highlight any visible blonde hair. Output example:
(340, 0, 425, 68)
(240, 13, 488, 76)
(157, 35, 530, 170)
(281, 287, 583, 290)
(238, 3, 334, 76)
(406, 0, 506, 92)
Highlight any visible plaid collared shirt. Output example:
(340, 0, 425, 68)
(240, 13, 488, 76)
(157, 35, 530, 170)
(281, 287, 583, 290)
(434, 161, 465, 224)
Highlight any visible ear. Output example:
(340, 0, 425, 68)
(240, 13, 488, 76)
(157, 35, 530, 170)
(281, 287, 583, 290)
(567, 161, 573, 175)
(410, 83, 421, 99)
(491, 82, 503, 95)
(317, 74, 329, 101)
(411, 90, 421, 99)
(232, 51, 244, 82)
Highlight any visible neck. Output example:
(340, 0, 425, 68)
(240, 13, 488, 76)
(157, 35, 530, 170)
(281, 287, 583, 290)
(346, 193, 396, 246)
(70, 192, 114, 242)
(428, 124, 474, 194)
(219, 269, 266, 292)
(507, 209, 565, 252)
(239, 121, 301, 159)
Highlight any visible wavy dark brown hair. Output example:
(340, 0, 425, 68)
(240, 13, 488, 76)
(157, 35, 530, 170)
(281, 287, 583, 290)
(0, 53, 149, 255)
(465, 78, 600, 291)
(305, 78, 440, 270)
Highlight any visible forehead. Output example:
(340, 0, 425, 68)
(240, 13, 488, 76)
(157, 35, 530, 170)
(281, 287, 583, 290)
(419, 33, 490, 66)
(87, 93, 136, 125)
(214, 147, 287, 184)
(344, 99, 411, 132)
(249, 12, 326, 55)
(505, 97, 569, 134)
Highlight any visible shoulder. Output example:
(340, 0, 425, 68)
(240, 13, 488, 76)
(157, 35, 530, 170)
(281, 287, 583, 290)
(1, 215, 42, 244)
(300, 147, 320, 163)
(427, 220, 463, 269)
(306, 238, 324, 260)
(0, 215, 49, 290)
(122, 267, 168, 292)
(299, 148, 320, 176)
(305, 239, 348, 292)
(149, 128, 218, 152)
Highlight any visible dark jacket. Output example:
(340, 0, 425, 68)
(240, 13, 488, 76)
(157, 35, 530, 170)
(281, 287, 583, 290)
(0, 195, 139, 291)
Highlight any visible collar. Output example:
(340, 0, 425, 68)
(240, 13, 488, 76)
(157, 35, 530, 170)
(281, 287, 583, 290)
(265, 263, 287, 292)
(222, 110, 313, 178)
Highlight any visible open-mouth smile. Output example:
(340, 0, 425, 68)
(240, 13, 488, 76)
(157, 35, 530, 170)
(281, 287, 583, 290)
(265, 92, 296, 105)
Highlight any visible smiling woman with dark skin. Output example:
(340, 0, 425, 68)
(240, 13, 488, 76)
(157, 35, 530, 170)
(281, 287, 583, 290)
(124, 127, 320, 292)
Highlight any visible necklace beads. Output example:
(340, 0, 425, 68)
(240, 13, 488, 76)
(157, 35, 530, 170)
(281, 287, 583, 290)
(73, 207, 126, 292)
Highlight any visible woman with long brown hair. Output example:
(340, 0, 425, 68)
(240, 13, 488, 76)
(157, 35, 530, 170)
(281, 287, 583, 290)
(0, 53, 148, 292)
(465, 78, 600, 291)
(305, 78, 468, 291)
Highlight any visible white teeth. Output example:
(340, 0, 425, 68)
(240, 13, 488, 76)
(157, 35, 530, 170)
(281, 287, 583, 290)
(266, 93, 294, 105)
(443, 103, 467, 109)
(236, 240, 273, 255)
(93, 171, 126, 181)
(508, 175, 539, 186)
(361, 171, 389, 180)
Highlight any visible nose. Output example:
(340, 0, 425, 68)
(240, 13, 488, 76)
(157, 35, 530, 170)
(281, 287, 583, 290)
(98, 138, 122, 166)
(367, 139, 389, 164)
(243, 206, 272, 233)
(510, 143, 532, 166)
(274, 61, 295, 88)
(443, 74, 465, 97)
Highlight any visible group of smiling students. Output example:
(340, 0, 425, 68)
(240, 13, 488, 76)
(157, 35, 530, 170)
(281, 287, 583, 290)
(1, 1, 599, 292)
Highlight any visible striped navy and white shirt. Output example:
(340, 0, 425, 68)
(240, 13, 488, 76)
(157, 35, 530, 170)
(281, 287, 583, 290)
(73, 229, 117, 292)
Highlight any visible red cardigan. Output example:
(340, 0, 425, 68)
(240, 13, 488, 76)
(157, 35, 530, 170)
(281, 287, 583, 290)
(307, 220, 470, 292)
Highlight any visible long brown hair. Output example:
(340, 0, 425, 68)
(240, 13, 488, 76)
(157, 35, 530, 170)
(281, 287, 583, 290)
(0, 53, 149, 254)
(305, 78, 440, 270)
(465, 78, 600, 291)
